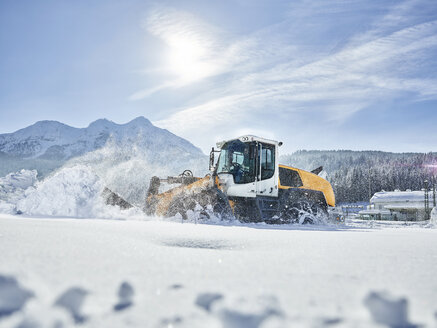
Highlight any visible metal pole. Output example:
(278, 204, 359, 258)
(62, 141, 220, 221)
(433, 178, 436, 208)
(424, 180, 430, 220)
(368, 166, 372, 202)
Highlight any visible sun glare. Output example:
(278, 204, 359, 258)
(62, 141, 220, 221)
(166, 35, 216, 83)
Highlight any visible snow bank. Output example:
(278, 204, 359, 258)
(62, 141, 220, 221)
(364, 291, 415, 327)
(0, 169, 37, 192)
(0, 275, 34, 318)
(16, 165, 101, 217)
(54, 287, 89, 323)
(15, 165, 144, 219)
(0, 170, 37, 203)
(0, 169, 38, 214)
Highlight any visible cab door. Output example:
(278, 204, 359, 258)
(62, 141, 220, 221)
(256, 143, 278, 197)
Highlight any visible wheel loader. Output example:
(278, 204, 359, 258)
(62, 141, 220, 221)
(144, 135, 338, 224)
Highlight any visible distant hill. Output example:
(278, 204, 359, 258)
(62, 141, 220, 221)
(280, 150, 437, 204)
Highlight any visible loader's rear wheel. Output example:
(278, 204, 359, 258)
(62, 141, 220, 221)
(279, 200, 314, 224)
(279, 191, 328, 224)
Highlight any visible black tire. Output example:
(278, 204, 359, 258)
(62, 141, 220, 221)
(279, 189, 328, 224)
(211, 189, 234, 220)
(279, 199, 314, 224)
(194, 188, 233, 220)
(166, 188, 233, 221)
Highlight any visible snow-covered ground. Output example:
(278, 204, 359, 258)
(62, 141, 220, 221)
(1, 214, 436, 328)
(1, 168, 437, 327)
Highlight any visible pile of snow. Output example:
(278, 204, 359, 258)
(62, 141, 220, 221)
(0, 170, 37, 201)
(14, 165, 144, 219)
(364, 291, 415, 327)
(16, 165, 101, 217)
(0, 275, 34, 318)
(0, 170, 38, 214)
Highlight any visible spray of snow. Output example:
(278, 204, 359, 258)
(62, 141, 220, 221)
(16, 165, 101, 217)
(63, 136, 208, 207)
(13, 165, 144, 219)
(0, 169, 38, 214)
(0, 170, 37, 202)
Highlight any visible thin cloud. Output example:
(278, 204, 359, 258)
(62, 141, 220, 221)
(153, 0, 437, 150)
(158, 19, 437, 121)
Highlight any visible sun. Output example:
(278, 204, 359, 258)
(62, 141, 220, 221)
(166, 34, 216, 83)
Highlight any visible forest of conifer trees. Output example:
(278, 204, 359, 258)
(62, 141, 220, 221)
(280, 150, 437, 204)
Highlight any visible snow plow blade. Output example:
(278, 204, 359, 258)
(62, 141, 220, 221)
(144, 173, 233, 221)
(102, 187, 133, 210)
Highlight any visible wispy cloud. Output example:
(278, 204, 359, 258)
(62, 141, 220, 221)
(130, 0, 437, 150)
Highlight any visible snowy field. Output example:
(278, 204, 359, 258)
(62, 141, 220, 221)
(1, 214, 437, 328)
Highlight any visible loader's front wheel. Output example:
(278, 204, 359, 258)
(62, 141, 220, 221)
(166, 187, 233, 221)
(209, 189, 234, 220)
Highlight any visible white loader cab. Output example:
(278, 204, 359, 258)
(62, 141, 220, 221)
(212, 135, 280, 199)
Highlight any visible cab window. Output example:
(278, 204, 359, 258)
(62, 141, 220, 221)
(260, 143, 275, 180)
(216, 140, 257, 184)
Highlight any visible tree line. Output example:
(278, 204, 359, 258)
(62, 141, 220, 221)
(280, 150, 437, 204)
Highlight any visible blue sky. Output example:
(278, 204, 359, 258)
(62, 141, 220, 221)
(1, 0, 437, 154)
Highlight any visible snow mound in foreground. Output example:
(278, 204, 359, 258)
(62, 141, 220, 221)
(364, 291, 416, 327)
(2, 274, 425, 328)
(0, 275, 34, 318)
(16, 165, 144, 219)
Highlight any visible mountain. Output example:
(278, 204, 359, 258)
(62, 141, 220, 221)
(0, 116, 202, 161)
(0, 117, 207, 178)
(280, 150, 437, 204)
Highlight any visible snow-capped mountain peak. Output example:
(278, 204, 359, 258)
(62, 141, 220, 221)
(86, 118, 116, 131)
(126, 116, 152, 126)
(0, 117, 203, 160)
